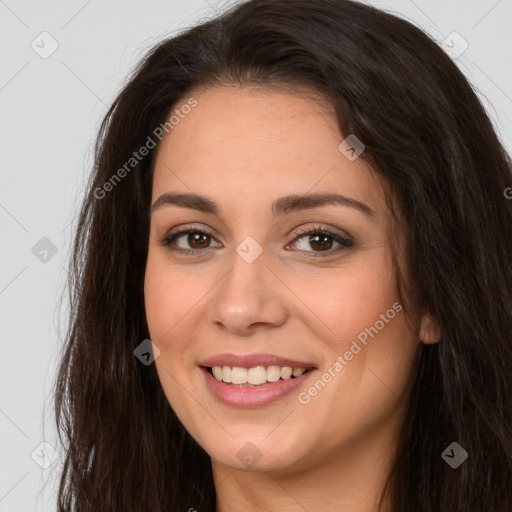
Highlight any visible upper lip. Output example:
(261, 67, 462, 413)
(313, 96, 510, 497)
(201, 353, 317, 369)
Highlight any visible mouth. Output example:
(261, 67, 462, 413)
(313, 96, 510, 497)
(200, 359, 318, 408)
(202, 364, 316, 387)
(199, 353, 318, 407)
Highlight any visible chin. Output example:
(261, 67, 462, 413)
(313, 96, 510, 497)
(204, 430, 310, 473)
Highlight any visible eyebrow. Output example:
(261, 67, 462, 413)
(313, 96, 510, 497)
(151, 192, 376, 219)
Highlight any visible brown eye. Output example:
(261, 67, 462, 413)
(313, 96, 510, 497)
(288, 227, 353, 256)
(186, 232, 211, 249)
(308, 233, 334, 252)
(160, 229, 222, 252)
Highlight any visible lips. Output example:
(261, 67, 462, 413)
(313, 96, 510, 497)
(199, 352, 318, 408)
(200, 352, 317, 369)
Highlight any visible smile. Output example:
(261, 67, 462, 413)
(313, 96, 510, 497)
(201, 365, 316, 408)
(209, 365, 309, 386)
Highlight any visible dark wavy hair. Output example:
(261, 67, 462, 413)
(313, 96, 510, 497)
(53, 0, 512, 510)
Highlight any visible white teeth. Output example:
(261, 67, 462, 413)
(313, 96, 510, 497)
(292, 368, 306, 377)
(210, 365, 308, 385)
(266, 365, 281, 382)
(222, 365, 232, 383)
(247, 366, 267, 385)
(212, 366, 223, 380)
(281, 366, 293, 380)
(231, 367, 248, 384)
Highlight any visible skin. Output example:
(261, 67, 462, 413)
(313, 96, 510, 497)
(144, 85, 440, 512)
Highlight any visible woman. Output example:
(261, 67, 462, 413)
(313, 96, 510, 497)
(54, 0, 512, 510)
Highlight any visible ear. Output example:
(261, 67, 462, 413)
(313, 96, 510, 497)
(419, 313, 441, 344)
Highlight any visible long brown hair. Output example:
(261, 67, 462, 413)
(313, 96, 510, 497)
(54, 0, 512, 510)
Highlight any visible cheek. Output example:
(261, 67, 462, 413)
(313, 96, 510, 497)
(143, 250, 220, 363)
(144, 264, 172, 342)
(143, 252, 194, 353)
(143, 255, 201, 419)
(295, 252, 398, 349)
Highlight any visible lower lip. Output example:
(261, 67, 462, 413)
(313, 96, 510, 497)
(201, 367, 315, 408)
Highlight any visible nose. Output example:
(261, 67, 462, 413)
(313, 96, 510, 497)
(207, 249, 288, 336)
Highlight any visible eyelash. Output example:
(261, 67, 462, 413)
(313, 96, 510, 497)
(158, 224, 353, 258)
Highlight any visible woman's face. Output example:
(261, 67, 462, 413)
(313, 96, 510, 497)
(144, 85, 421, 474)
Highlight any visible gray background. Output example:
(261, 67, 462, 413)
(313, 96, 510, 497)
(1, 1, 511, 510)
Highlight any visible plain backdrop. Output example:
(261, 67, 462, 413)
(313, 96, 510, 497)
(1, 1, 511, 510)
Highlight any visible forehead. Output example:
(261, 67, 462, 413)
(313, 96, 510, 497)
(151, 85, 386, 218)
